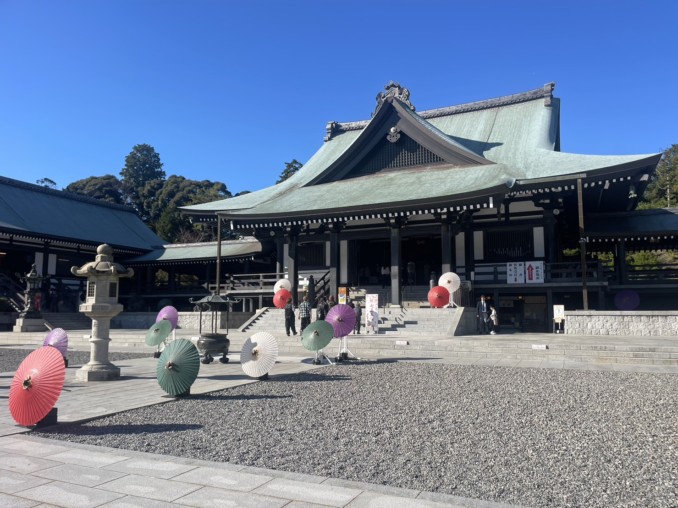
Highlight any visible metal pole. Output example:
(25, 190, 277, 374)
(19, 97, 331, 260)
(215, 216, 222, 296)
(577, 179, 589, 310)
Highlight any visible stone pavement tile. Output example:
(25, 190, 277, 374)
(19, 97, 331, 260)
(514, 360, 544, 369)
(243, 466, 327, 484)
(97, 474, 202, 502)
(0, 437, 73, 458)
(99, 495, 177, 507)
(103, 457, 197, 479)
(285, 502, 338, 508)
(253, 478, 362, 507)
(172, 465, 273, 491)
(0, 453, 63, 474)
(0, 470, 51, 494)
(0, 492, 42, 507)
(173, 485, 288, 508)
(15, 481, 125, 508)
(347, 491, 463, 507)
(32, 463, 128, 487)
(324, 478, 420, 499)
(44, 448, 130, 468)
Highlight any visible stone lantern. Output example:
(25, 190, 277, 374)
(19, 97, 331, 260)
(13, 264, 45, 332)
(71, 244, 134, 381)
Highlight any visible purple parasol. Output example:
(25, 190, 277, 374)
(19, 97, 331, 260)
(326, 304, 356, 338)
(43, 328, 68, 357)
(156, 305, 179, 330)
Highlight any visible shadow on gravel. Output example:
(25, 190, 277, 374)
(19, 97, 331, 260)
(269, 372, 352, 383)
(35, 423, 203, 436)
(189, 394, 292, 401)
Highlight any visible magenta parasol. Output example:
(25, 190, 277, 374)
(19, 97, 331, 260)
(156, 305, 179, 330)
(326, 304, 356, 337)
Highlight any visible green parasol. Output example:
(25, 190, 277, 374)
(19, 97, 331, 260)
(300, 320, 334, 352)
(145, 319, 172, 347)
(156, 339, 200, 396)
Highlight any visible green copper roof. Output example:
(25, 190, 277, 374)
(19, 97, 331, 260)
(0, 176, 164, 251)
(181, 83, 661, 221)
(126, 237, 261, 264)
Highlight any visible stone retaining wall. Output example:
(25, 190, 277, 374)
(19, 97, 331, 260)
(565, 311, 678, 336)
(111, 311, 252, 330)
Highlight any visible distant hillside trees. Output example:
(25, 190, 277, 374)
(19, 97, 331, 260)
(276, 159, 303, 183)
(65, 144, 232, 243)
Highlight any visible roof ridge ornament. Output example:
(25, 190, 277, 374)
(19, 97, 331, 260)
(374, 81, 415, 115)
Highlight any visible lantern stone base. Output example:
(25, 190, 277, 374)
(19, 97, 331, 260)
(13, 317, 45, 332)
(75, 363, 121, 382)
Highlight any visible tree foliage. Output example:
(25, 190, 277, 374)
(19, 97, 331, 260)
(120, 144, 166, 221)
(638, 144, 678, 209)
(276, 159, 303, 184)
(36, 178, 57, 189)
(65, 175, 124, 205)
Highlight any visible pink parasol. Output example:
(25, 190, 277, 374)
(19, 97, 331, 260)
(9, 346, 66, 426)
(326, 304, 356, 337)
(273, 289, 292, 309)
(43, 328, 68, 357)
(156, 305, 179, 330)
(428, 286, 450, 308)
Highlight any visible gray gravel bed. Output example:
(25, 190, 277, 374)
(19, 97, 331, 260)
(0, 347, 151, 373)
(36, 362, 677, 508)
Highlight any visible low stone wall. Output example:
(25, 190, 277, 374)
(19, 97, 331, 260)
(111, 311, 252, 330)
(565, 311, 678, 336)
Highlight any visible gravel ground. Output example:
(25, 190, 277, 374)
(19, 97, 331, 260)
(28, 361, 678, 507)
(0, 347, 151, 373)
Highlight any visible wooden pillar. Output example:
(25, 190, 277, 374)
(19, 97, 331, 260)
(328, 223, 343, 300)
(285, 228, 299, 305)
(577, 178, 589, 310)
(215, 216, 222, 296)
(440, 219, 452, 275)
(388, 218, 404, 306)
(617, 239, 628, 284)
(464, 220, 475, 282)
(275, 233, 284, 277)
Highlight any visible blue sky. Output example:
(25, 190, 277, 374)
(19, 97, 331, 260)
(1, 0, 676, 195)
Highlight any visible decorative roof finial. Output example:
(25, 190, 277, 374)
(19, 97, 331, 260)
(374, 81, 415, 115)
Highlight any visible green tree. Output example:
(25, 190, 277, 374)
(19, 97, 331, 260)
(36, 178, 57, 189)
(150, 175, 232, 242)
(638, 144, 678, 209)
(276, 159, 303, 184)
(65, 175, 124, 205)
(120, 144, 166, 221)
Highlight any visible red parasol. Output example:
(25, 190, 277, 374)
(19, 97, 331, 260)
(9, 346, 66, 426)
(43, 328, 69, 357)
(273, 289, 292, 309)
(326, 304, 356, 337)
(156, 305, 179, 330)
(428, 286, 450, 308)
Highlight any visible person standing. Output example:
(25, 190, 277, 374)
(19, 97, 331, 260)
(328, 295, 337, 309)
(476, 295, 490, 334)
(316, 297, 328, 321)
(284, 300, 297, 336)
(298, 295, 311, 333)
(489, 305, 498, 335)
(354, 302, 363, 334)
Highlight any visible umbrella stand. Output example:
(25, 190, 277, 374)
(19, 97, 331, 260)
(313, 349, 334, 365)
(335, 335, 360, 362)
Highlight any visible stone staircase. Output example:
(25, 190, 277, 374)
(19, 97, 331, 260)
(42, 312, 92, 331)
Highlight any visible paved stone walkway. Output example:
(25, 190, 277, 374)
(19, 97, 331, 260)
(0, 332, 675, 507)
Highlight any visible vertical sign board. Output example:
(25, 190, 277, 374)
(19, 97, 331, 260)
(338, 287, 347, 304)
(525, 261, 544, 283)
(506, 262, 525, 284)
(553, 305, 565, 323)
(365, 293, 379, 332)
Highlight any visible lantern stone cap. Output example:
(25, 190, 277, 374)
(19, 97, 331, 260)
(71, 244, 134, 278)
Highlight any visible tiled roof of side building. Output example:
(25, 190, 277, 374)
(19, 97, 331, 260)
(0, 176, 165, 251)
